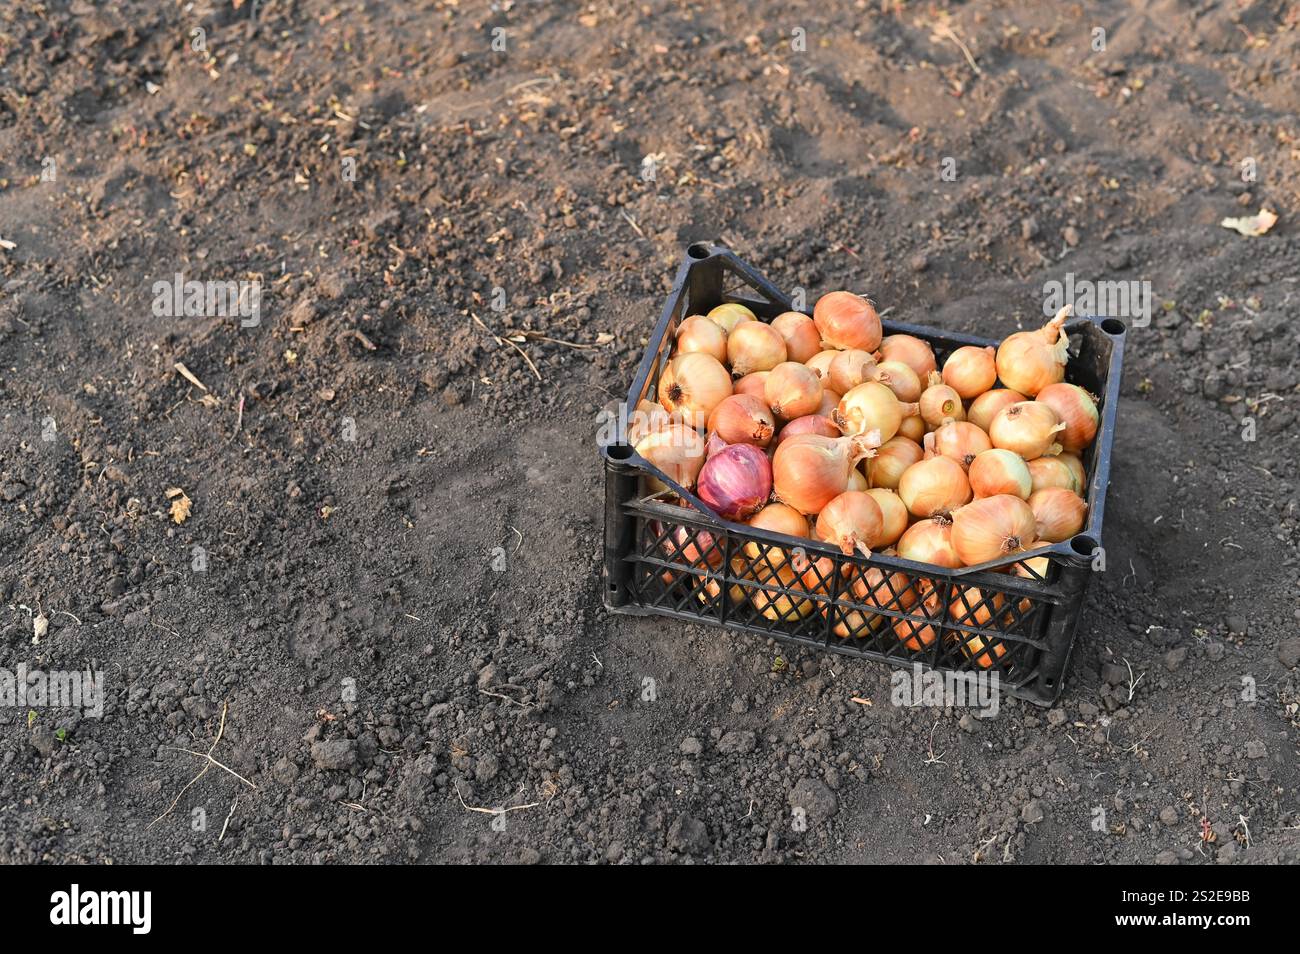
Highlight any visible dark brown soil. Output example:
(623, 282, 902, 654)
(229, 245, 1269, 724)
(1, 0, 1298, 864)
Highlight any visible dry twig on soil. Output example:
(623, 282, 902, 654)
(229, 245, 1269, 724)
(151, 702, 258, 826)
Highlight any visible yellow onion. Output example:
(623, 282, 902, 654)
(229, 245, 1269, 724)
(656, 516, 723, 588)
(791, 548, 838, 596)
(747, 502, 810, 539)
(1028, 487, 1087, 542)
(828, 349, 877, 395)
(1058, 452, 1087, 492)
(728, 321, 787, 377)
(805, 349, 839, 382)
(894, 583, 943, 651)
(750, 563, 817, 621)
(942, 345, 997, 399)
(897, 414, 926, 442)
(1012, 541, 1054, 582)
(867, 435, 923, 489)
(989, 401, 1065, 459)
(869, 360, 923, 403)
(770, 311, 822, 364)
(968, 388, 1026, 432)
(698, 556, 748, 606)
(765, 361, 824, 420)
(707, 394, 775, 448)
(834, 556, 913, 639)
(774, 414, 840, 446)
(813, 291, 882, 352)
(815, 388, 840, 417)
(847, 467, 868, 491)
(635, 424, 707, 492)
(995, 305, 1071, 397)
(897, 516, 962, 569)
(1026, 455, 1080, 495)
(898, 456, 971, 518)
(1034, 383, 1099, 453)
(773, 431, 881, 515)
(950, 587, 1010, 668)
(733, 371, 769, 398)
(865, 488, 909, 546)
(849, 554, 915, 611)
(656, 516, 724, 572)
(627, 399, 673, 445)
(931, 420, 992, 470)
(832, 604, 876, 640)
(968, 449, 1032, 499)
(834, 381, 918, 443)
(815, 491, 884, 557)
(950, 494, 1036, 565)
(919, 377, 966, 428)
(745, 503, 810, 568)
(706, 302, 754, 334)
(675, 315, 728, 364)
(659, 352, 732, 429)
(880, 334, 937, 380)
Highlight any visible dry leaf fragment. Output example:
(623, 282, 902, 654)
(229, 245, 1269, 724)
(32, 612, 48, 645)
(166, 487, 192, 524)
(174, 361, 208, 391)
(1220, 207, 1278, 237)
(595, 332, 615, 345)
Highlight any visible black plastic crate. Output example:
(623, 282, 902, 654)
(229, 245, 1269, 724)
(601, 244, 1126, 705)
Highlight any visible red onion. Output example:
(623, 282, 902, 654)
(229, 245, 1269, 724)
(697, 442, 772, 521)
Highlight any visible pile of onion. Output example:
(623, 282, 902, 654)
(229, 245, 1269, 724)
(644, 281, 1105, 659)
